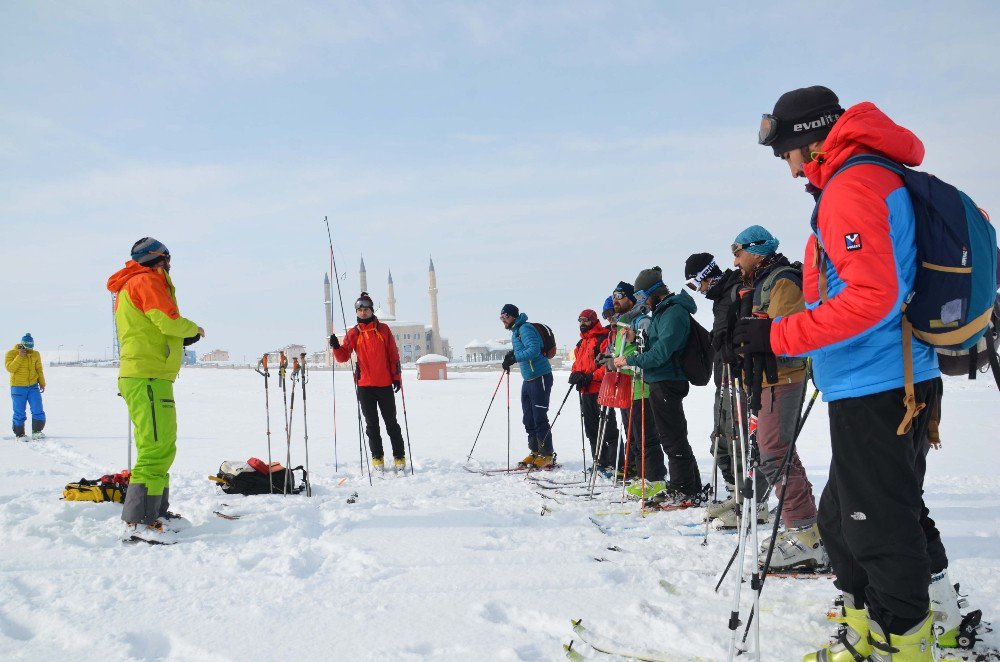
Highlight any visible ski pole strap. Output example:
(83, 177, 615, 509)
(898, 317, 926, 435)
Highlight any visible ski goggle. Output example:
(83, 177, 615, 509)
(578, 316, 594, 323)
(731, 239, 768, 255)
(612, 292, 628, 300)
(684, 278, 699, 291)
(758, 114, 780, 146)
(355, 301, 373, 311)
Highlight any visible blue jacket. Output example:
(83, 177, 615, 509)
(511, 313, 552, 381)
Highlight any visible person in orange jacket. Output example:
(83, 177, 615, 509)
(569, 309, 620, 475)
(330, 292, 406, 473)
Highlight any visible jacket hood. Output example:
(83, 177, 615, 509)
(658, 289, 697, 315)
(805, 102, 924, 190)
(747, 253, 792, 285)
(580, 323, 608, 341)
(107, 261, 156, 294)
(705, 269, 741, 302)
(511, 312, 529, 329)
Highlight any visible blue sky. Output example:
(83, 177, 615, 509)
(2, 2, 998, 362)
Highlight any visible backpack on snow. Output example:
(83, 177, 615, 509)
(520, 322, 557, 359)
(817, 154, 999, 433)
(678, 315, 714, 386)
(211, 459, 309, 496)
(63, 469, 130, 503)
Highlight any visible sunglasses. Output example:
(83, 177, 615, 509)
(578, 317, 593, 323)
(731, 239, 768, 255)
(612, 292, 627, 300)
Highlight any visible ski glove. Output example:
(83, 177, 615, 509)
(578, 373, 593, 390)
(732, 317, 773, 356)
(183, 334, 201, 346)
(329, 334, 341, 349)
(568, 371, 584, 385)
(392, 380, 401, 393)
(501, 351, 516, 372)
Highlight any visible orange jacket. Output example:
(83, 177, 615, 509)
(571, 324, 610, 395)
(333, 319, 401, 388)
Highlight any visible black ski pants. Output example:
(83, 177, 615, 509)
(358, 386, 405, 460)
(648, 380, 701, 494)
(820, 377, 946, 635)
(580, 391, 620, 468)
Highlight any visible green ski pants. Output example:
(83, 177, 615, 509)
(119, 377, 177, 496)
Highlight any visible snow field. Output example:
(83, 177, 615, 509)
(0, 367, 997, 660)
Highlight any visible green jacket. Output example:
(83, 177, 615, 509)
(626, 290, 696, 383)
(107, 261, 200, 381)
(611, 320, 649, 400)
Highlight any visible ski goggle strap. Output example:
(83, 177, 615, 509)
(732, 239, 768, 255)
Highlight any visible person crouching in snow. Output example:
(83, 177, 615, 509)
(108, 237, 203, 544)
(5, 333, 46, 441)
(500, 304, 555, 468)
(330, 292, 407, 473)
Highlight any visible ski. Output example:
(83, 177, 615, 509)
(124, 536, 178, 546)
(464, 463, 563, 476)
(569, 619, 714, 662)
(214, 511, 240, 520)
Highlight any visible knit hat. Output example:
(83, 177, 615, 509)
(685, 253, 722, 282)
(761, 85, 844, 157)
(732, 226, 779, 256)
(602, 296, 615, 316)
(613, 281, 636, 304)
(579, 309, 598, 323)
(355, 292, 374, 309)
(633, 266, 666, 296)
(20, 333, 33, 349)
(500, 304, 519, 318)
(131, 237, 171, 266)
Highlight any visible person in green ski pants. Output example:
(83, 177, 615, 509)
(106, 237, 203, 543)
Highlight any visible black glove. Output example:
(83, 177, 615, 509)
(392, 380, 401, 393)
(568, 371, 584, 385)
(329, 334, 341, 349)
(183, 335, 201, 346)
(732, 317, 774, 356)
(578, 373, 593, 390)
(501, 351, 516, 372)
(711, 330, 727, 352)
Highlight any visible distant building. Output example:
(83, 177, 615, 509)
(266, 344, 307, 366)
(200, 349, 230, 362)
(183, 349, 197, 366)
(416, 353, 449, 380)
(464, 339, 512, 363)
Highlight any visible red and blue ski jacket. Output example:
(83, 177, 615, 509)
(770, 102, 940, 402)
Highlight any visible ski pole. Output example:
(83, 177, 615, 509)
(286, 356, 301, 496)
(587, 405, 610, 496)
(279, 351, 290, 494)
(325, 216, 371, 486)
(255, 354, 274, 493)
(578, 392, 587, 478)
(534, 383, 574, 454)
(466, 371, 506, 462)
(703, 368, 728, 546)
(620, 402, 635, 504)
(299, 353, 312, 496)
(399, 382, 414, 476)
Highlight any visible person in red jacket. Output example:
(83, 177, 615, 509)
(569, 309, 620, 475)
(330, 292, 406, 473)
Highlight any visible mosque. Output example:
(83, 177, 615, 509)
(324, 257, 450, 365)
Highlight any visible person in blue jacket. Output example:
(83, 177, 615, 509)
(500, 304, 554, 468)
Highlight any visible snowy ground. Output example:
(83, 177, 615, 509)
(0, 367, 997, 661)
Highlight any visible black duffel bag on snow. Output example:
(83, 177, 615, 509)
(211, 460, 309, 496)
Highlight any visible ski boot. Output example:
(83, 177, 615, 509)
(13, 424, 28, 442)
(519, 453, 538, 468)
(803, 593, 871, 661)
(123, 520, 178, 545)
(930, 570, 983, 650)
(761, 523, 828, 571)
(31, 432, 46, 440)
(393, 457, 407, 474)
(373, 457, 386, 473)
(31, 420, 45, 440)
(625, 479, 666, 500)
(713, 500, 770, 529)
(532, 454, 555, 469)
(157, 511, 191, 533)
(703, 491, 737, 521)
(867, 612, 935, 661)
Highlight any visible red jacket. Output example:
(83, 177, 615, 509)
(571, 324, 610, 395)
(333, 319, 401, 388)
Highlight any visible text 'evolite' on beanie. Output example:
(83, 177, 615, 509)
(733, 225, 779, 256)
(634, 266, 665, 295)
(613, 281, 636, 304)
(20, 333, 34, 349)
(501, 304, 519, 318)
(131, 237, 171, 266)
(766, 85, 844, 156)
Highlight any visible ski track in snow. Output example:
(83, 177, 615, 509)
(0, 367, 997, 661)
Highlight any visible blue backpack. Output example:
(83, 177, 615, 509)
(820, 154, 999, 432)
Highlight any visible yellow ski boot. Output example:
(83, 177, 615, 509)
(802, 594, 871, 662)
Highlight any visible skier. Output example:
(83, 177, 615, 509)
(500, 304, 555, 468)
(613, 267, 702, 504)
(568, 308, 619, 475)
(607, 281, 659, 486)
(5, 333, 46, 441)
(330, 292, 406, 473)
(107, 238, 203, 544)
(729, 226, 826, 571)
(739, 85, 953, 660)
(684, 254, 767, 524)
